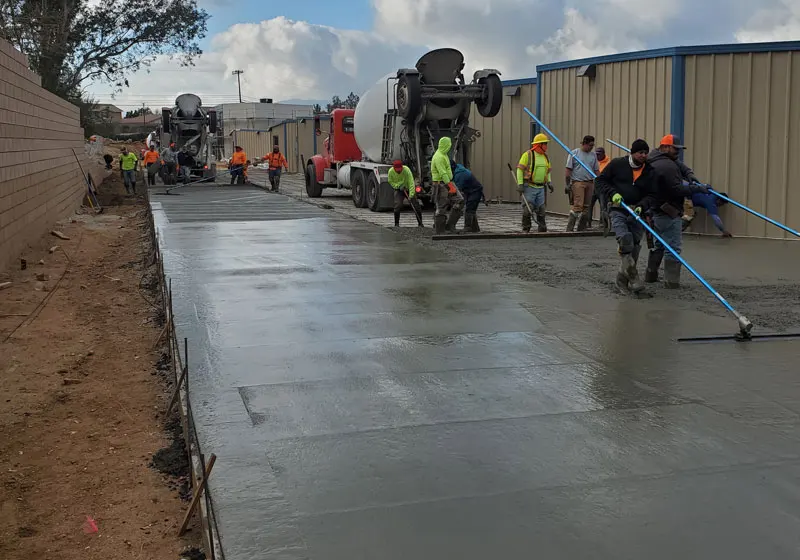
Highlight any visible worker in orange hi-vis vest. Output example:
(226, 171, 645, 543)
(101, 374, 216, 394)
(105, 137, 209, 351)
(229, 146, 247, 185)
(262, 145, 288, 191)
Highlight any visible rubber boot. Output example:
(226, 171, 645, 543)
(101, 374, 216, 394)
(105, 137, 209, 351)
(664, 259, 682, 289)
(463, 212, 477, 233)
(434, 214, 446, 234)
(472, 213, 480, 233)
(645, 250, 663, 283)
(394, 211, 400, 227)
(577, 212, 589, 232)
(566, 211, 579, 232)
(522, 212, 532, 233)
(614, 255, 631, 294)
(629, 245, 644, 293)
(445, 208, 462, 232)
(535, 207, 547, 232)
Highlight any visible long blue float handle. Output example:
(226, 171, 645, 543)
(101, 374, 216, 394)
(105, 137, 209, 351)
(523, 108, 752, 334)
(606, 137, 800, 238)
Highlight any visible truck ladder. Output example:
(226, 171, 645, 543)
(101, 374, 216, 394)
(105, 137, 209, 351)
(380, 110, 397, 163)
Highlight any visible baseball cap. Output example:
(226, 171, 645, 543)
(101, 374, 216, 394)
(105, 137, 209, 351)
(392, 159, 403, 171)
(659, 134, 685, 149)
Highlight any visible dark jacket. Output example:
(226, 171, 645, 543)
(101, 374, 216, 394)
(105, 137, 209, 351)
(177, 151, 194, 167)
(647, 150, 699, 215)
(452, 163, 483, 195)
(595, 156, 654, 212)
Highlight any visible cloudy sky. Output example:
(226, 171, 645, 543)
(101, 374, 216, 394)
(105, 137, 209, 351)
(88, 0, 799, 115)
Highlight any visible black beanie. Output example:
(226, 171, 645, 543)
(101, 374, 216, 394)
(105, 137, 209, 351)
(631, 139, 649, 153)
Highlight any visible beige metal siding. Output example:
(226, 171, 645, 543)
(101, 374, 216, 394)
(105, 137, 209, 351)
(471, 82, 537, 201)
(538, 57, 672, 215)
(231, 130, 271, 163)
(684, 51, 800, 238)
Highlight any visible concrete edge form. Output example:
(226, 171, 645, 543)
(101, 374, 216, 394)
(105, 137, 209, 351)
(144, 190, 225, 560)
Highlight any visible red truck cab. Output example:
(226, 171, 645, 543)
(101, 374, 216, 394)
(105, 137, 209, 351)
(307, 109, 360, 186)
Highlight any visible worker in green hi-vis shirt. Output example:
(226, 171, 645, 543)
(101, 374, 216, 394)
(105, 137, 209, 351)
(119, 146, 139, 195)
(387, 159, 423, 228)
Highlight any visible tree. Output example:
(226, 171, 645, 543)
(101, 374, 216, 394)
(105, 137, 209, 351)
(0, 0, 209, 99)
(325, 92, 359, 112)
(312, 103, 323, 115)
(344, 92, 359, 109)
(125, 106, 153, 119)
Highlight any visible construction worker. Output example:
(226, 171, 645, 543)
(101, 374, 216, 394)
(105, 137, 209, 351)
(595, 139, 654, 294)
(388, 159, 423, 227)
(160, 142, 178, 185)
(451, 160, 484, 233)
(177, 148, 194, 184)
(119, 147, 138, 195)
(263, 145, 288, 191)
(430, 136, 464, 233)
(516, 134, 553, 232)
(229, 146, 247, 185)
(645, 134, 708, 288)
(143, 145, 160, 186)
(565, 135, 599, 231)
(590, 146, 612, 231)
(103, 153, 113, 170)
(686, 191, 732, 237)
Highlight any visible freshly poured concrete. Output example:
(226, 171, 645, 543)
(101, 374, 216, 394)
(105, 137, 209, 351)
(152, 186, 800, 560)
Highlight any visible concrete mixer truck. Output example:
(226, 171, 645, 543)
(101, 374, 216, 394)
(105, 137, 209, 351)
(304, 48, 502, 211)
(161, 94, 217, 182)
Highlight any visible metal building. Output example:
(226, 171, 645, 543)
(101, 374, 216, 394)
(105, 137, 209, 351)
(216, 101, 314, 158)
(474, 40, 800, 238)
(261, 115, 330, 174)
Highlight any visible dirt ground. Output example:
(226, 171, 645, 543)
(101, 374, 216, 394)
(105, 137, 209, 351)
(0, 172, 203, 559)
(391, 222, 800, 333)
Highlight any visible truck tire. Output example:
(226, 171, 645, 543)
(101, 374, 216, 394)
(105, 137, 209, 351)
(306, 164, 323, 197)
(208, 111, 217, 134)
(396, 73, 421, 121)
(162, 109, 171, 133)
(477, 74, 502, 118)
(350, 169, 368, 208)
(367, 173, 380, 211)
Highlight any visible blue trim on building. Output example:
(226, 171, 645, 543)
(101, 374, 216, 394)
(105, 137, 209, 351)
(536, 40, 800, 72)
(670, 55, 686, 159)
(502, 77, 537, 86)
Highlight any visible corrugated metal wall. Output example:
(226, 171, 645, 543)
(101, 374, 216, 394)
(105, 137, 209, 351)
(471, 82, 537, 202)
(264, 119, 320, 173)
(684, 51, 800, 239)
(538, 57, 673, 215)
(231, 130, 273, 163)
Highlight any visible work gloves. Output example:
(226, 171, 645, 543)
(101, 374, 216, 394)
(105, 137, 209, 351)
(564, 177, 572, 195)
(690, 183, 709, 194)
(516, 184, 525, 194)
(611, 193, 623, 205)
(546, 182, 554, 193)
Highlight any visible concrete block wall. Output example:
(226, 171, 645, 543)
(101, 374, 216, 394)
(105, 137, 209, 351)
(0, 39, 88, 271)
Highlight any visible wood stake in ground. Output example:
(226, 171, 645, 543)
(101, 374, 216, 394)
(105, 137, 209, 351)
(179, 454, 216, 536)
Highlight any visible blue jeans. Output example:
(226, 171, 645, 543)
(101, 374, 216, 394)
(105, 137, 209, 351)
(652, 213, 682, 262)
(522, 186, 545, 211)
(122, 170, 136, 192)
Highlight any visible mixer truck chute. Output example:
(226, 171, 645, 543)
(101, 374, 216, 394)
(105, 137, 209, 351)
(304, 48, 503, 211)
(162, 94, 217, 181)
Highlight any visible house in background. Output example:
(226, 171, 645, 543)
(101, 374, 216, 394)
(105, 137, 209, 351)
(91, 103, 123, 124)
(118, 113, 162, 137)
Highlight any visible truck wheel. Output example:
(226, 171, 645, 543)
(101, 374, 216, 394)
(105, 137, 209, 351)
(477, 74, 502, 118)
(396, 73, 421, 121)
(306, 164, 323, 197)
(350, 170, 368, 208)
(367, 173, 380, 211)
(162, 109, 171, 133)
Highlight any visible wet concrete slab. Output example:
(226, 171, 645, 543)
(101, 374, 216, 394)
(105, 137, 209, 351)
(152, 186, 800, 560)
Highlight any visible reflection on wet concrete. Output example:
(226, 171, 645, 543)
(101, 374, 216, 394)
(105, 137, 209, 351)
(152, 187, 800, 560)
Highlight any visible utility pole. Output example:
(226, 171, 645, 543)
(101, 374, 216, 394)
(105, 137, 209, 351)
(232, 70, 244, 103)
(142, 103, 146, 126)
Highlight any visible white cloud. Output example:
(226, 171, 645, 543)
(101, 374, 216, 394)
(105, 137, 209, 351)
(736, 0, 800, 42)
(88, 0, 794, 113)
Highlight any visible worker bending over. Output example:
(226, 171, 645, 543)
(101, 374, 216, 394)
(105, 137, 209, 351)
(229, 146, 247, 185)
(565, 135, 599, 231)
(263, 145, 288, 191)
(595, 139, 653, 294)
(516, 134, 553, 233)
(143, 145, 160, 186)
(645, 135, 708, 288)
(388, 160, 423, 228)
(430, 137, 464, 233)
(685, 191, 732, 237)
(451, 160, 484, 233)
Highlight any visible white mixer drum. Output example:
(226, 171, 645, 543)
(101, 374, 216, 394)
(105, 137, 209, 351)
(354, 73, 402, 163)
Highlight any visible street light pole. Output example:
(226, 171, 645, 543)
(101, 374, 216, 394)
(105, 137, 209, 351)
(232, 70, 244, 103)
